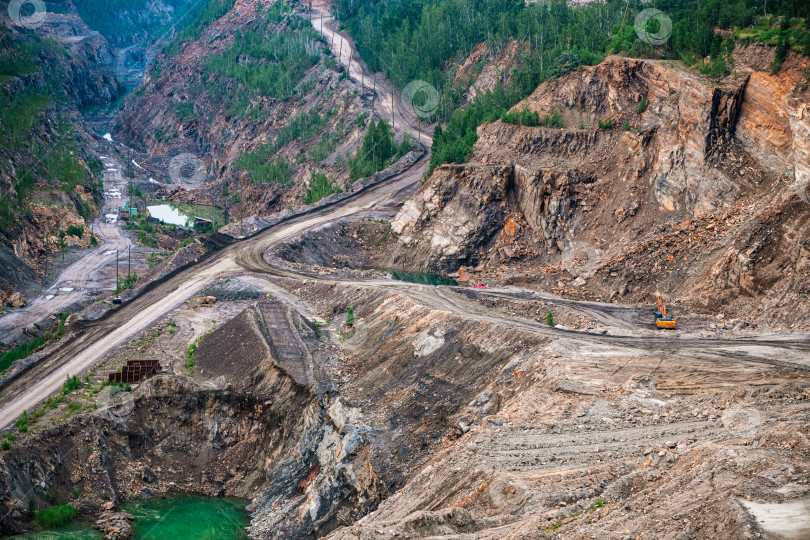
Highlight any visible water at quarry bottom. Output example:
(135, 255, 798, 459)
(14, 496, 249, 540)
(388, 269, 458, 286)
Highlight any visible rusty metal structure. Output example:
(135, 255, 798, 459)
(109, 359, 161, 384)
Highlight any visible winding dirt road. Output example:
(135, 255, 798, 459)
(310, 8, 434, 146)
(0, 156, 132, 343)
(0, 159, 428, 426)
(1, 10, 809, 429)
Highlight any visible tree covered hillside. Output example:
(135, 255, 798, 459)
(333, 0, 810, 174)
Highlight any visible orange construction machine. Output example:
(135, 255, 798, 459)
(655, 296, 676, 329)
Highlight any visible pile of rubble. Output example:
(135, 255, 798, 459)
(94, 506, 134, 540)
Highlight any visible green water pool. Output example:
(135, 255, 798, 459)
(13, 496, 249, 540)
(389, 270, 458, 286)
(10, 522, 101, 539)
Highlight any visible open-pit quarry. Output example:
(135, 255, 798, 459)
(1, 174, 809, 539)
(0, 1, 809, 539)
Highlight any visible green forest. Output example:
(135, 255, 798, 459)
(206, 11, 322, 100)
(333, 0, 810, 173)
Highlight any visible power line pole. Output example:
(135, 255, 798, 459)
(127, 246, 131, 280)
(116, 249, 119, 292)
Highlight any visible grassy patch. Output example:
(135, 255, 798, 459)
(34, 504, 77, 528)
(186, 342, 197, 374)
(116, 273, 138, 294)
(233, 153, 292, 186)
(63, 375, 81, 394)
(0, 337, 47, 371)
(174, 101, 196, 122)
(501, 107, 564, 128)
(14, 410, 30, 433)
(0, 90, 51, 146)
(598, 118, 614, 130)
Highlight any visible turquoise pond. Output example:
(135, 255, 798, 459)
(13, 496, 249, 540)
(10, 522, 101, 539)
(389, 270, 458, 286)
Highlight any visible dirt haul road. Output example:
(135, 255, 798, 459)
(310, 8, 434, 146)
(0, 156, 133, 343)
(0, 159, 428, 426)
(245, 263, 810, 373)
(3, 149, 809, 426)
(2, 14, 809, 431)
(0, 10, 432, 425)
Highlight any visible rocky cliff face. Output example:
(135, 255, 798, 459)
(36, 11, 126, 108)
(735, 43, 810, 204)
(0, 375, 311, 536)
(0, 281, 543, 538)
(60, 0, 196, 87)
(391, 52, 810, 328)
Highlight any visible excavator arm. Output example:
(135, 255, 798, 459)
(656, 296, 676, 329)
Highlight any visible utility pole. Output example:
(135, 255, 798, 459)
(392, 92, 395, 130)
(115, 249, 119, 292)
(127, 246, 131, 280)
(240, 179, 244, 238)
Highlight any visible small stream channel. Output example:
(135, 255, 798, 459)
(13, 496, 249, 539)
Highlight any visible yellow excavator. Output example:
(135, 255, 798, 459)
(655, 296, 677, 329)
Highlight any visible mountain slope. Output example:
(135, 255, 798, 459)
(113, 0, 407, 220)
(390, 49, 810, 329)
